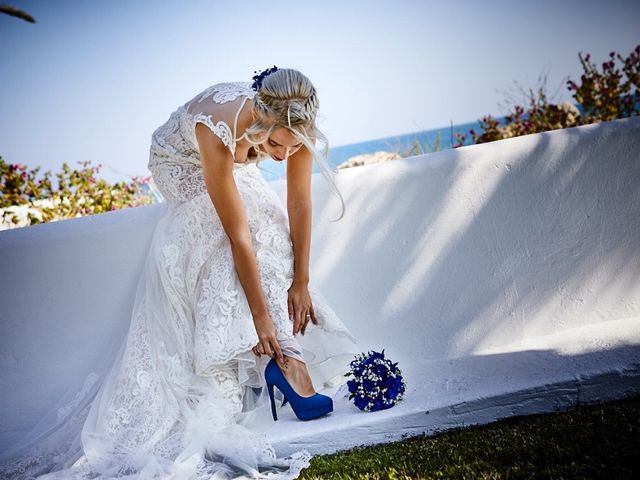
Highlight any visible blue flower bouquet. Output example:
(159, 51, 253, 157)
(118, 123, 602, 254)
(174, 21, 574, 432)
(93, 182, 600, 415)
(344, 349, 406, 412)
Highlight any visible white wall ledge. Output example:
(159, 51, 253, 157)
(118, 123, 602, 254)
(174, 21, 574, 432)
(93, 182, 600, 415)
(1, 116, 639, 462)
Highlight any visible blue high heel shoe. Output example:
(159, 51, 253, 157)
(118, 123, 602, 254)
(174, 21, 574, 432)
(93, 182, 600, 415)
(265, 357, 333, 421)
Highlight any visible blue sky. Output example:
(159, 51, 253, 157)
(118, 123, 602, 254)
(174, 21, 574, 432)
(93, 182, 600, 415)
(1, 0, 638, 182)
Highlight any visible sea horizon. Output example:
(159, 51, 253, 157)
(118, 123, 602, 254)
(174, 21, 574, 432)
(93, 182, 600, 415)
(257, 118, 486, 182)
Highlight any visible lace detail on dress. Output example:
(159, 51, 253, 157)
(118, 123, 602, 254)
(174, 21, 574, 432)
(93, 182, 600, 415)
(188, 83, 255, 158)
(148, 81, 257, 203)
(148, 165, 357, 373)
(191, 113, 235, 155)
(190, 168, 297, 370)
(192, 81, 255, 104)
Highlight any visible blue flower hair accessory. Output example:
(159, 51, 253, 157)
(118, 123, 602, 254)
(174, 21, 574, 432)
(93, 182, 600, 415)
(343, 349, 406, 412)
(251, 65, 278, 91)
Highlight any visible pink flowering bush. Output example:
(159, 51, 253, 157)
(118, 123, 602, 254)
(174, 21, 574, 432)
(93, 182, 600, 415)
(453, 45, 640, 147)
(567, 47, 640, 122)
(0, 157, 154, 229)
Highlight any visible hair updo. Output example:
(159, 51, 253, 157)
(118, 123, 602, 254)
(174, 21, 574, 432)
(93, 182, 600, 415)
(240, 68, 345, 221)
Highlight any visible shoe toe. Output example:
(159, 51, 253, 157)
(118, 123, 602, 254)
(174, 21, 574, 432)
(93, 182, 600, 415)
(319, 393, 333, 410)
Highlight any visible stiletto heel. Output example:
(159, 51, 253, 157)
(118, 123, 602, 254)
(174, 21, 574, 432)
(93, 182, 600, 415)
(264, 357, 333, 421)
(267, 381, 278, 421)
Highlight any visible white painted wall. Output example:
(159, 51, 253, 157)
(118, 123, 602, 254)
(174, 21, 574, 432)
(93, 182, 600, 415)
(309, 116, 640, 365)
(1, 116, 639, 455)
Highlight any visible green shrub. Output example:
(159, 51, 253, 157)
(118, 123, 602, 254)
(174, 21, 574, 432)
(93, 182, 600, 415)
(0, 157, 154, 230)
(454, 45, 640, 146)
(567, 47, 640, 122)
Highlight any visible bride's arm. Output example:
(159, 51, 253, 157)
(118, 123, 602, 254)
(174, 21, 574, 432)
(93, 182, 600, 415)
(286, 145, 313, 286)
(195, 124, 283, 361)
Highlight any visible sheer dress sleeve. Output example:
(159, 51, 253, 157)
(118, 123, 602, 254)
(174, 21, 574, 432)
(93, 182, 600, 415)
(185, 81, 256, 158)
(147, 82, 255, 203)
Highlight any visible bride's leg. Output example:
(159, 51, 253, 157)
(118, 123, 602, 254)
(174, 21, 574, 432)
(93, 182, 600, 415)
(276, 338, 316, 397)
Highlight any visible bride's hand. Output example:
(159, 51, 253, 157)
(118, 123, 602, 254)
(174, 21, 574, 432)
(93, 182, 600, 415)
(288, 279, 318, 336)
(251, 313, 283, 362)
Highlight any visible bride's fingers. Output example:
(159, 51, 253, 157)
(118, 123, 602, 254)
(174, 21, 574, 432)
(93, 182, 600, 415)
(292, 311, 301, 336)
(288, 298, 294, 322)
(272, 339, 284, 363)
(289, 297, 300, 334)
(299, 306, 317, 336)
(294, 305, 304, 334)
(264, 338, 283, 363)
(294, 304, 304, 335)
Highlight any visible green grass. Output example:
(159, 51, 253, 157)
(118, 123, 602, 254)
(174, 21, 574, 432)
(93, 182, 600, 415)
(298, 394, 640, 479)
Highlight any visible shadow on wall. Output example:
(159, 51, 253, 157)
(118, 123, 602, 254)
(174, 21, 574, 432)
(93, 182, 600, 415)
(304, 117, 640, 366)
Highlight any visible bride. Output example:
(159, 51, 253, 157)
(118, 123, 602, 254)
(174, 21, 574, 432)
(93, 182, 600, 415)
(3, 67, 360, 479)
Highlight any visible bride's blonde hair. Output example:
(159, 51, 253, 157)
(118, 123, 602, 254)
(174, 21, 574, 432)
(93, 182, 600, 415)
(239, 67, 346, 221)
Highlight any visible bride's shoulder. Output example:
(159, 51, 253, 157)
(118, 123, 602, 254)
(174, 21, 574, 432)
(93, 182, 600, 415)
(184, 81, 255, 108)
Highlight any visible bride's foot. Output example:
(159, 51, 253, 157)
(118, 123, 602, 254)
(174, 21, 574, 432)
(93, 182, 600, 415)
(276, 355, 316, 397)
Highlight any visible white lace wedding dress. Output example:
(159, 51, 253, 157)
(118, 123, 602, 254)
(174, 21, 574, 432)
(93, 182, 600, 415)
(1, 81, 360, 479)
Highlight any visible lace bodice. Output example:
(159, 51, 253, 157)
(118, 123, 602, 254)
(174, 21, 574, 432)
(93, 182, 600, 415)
(147, 81, 257, 203)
